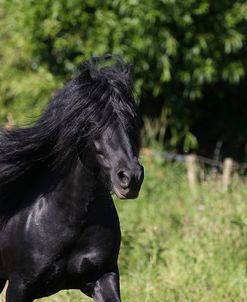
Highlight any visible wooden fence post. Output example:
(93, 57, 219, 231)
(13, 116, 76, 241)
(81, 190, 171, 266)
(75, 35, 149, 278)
(186, 154, 199, 195)
(222, 158, 234, 191)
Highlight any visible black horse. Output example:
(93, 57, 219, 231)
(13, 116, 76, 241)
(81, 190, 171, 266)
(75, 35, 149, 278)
(0, 56, 144, 302)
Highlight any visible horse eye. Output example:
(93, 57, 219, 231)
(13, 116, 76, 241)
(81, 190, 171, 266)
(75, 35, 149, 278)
(96, 154, 110, 169)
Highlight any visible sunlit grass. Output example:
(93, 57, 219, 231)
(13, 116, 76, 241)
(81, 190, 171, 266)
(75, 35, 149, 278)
(1, 155, 247, 301)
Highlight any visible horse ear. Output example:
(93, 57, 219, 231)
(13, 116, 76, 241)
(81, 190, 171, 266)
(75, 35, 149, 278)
(124, 64, 133, 77)
(80, 57, 99, 81)
(88, 68, 99, 80)
(89, 56, 100, 79)
(81, 66, 98, 81)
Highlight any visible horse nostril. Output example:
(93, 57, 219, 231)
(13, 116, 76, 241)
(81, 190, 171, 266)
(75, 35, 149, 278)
(137, 165, 144, 183)
(117, 170, 130, 189)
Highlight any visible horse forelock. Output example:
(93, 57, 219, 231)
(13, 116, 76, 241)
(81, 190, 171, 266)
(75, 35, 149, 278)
(64, 56, 139, 146)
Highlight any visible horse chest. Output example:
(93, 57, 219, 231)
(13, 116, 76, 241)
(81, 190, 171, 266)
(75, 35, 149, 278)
(31, 221, 121, 297)
(0, 188, 121, 299)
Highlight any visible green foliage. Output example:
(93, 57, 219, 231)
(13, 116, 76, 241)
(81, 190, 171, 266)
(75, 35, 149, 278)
(1, 156, 246, 301)
(141, 108, 168, 149)
(0, 0, 246, 153)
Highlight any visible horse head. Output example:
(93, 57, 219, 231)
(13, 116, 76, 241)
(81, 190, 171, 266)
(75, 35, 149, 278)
(78, 56, 144, 199)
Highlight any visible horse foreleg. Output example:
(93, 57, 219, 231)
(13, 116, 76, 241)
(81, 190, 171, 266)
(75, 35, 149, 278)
(6, 279, 33, 302)
(92, 272, 121, 302)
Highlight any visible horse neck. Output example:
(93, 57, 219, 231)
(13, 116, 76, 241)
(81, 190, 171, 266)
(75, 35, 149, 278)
(55, 159, 104, 210)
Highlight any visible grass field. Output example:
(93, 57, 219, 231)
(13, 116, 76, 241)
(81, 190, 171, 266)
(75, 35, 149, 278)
(1, 155, 247, 301)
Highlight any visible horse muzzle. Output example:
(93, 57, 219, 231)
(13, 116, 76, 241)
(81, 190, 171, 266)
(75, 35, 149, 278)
(113, 164, 144, 199)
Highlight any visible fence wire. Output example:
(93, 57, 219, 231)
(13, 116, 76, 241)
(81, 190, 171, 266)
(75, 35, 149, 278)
(141, 148, 247, 171)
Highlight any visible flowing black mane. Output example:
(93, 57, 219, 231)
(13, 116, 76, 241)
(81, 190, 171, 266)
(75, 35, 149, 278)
(0, 55, 139, 218)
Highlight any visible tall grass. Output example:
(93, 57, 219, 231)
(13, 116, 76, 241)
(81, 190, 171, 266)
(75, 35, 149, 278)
(1, 155, 247, 301)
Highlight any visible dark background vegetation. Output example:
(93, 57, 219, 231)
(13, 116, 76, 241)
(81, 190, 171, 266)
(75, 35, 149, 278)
(0, 0, 247, 161)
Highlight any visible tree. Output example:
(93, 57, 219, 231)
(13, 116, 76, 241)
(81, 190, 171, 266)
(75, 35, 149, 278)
(0, 0, 246, 159)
